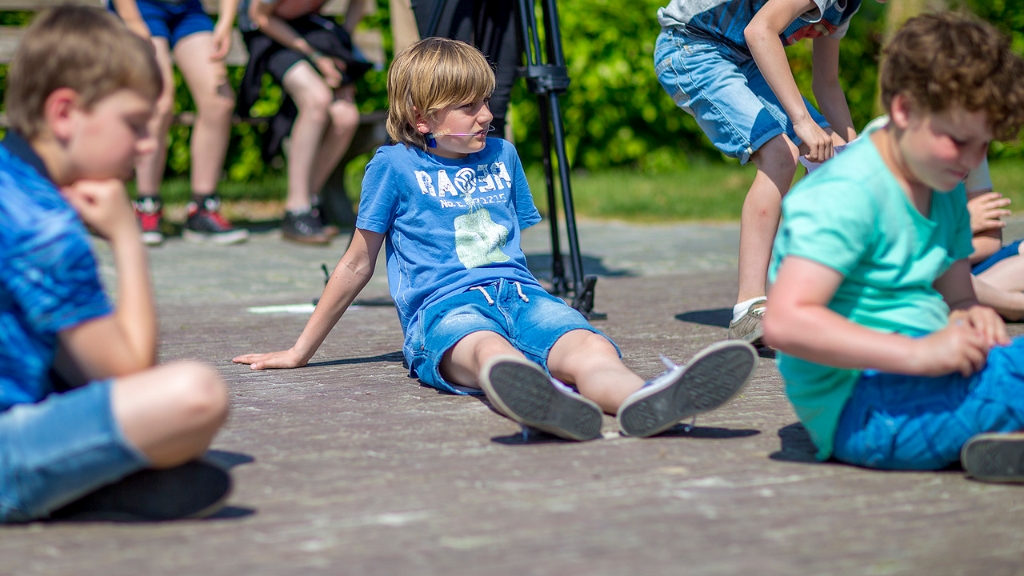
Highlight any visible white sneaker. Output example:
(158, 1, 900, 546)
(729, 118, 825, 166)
(479, 355, 604, 441)
(617, 340, 757, 437)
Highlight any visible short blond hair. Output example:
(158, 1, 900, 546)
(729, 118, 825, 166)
(5, 6, 162, 139)
(880, 11, 1024, 141)
(386, 37, 496, 149)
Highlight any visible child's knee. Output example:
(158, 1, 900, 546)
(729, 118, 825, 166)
(753, 135, 800, 176)
(296, 83, 334, 119)
(164, 362, 229, 429)
(328, 101, 359, 133)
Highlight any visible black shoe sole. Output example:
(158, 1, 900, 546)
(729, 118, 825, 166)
(962, 434, 1024, 483)
(618, 341, 757, 437)
(480, 357, 603, 441)
(49, 460, 232, 522)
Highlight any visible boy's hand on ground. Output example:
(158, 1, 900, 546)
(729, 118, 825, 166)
(794, 119, 833, 163)
(62, 180, 140, 243)
(914, 322, 990, 377)
(951, 306, 1010, 348)
(967, 191, 1011, 234)
(232, 349, 308, 370)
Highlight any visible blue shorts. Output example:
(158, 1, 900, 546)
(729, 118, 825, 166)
(833, 337, 1024, 471)
(110, 0, 214, 48)
(0, 382, 148, 523)
(654, 27, 829, 164)
(972, 239, 1022, 275)
(407, 279, 618, 395)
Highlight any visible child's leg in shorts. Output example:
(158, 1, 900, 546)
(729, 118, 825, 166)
(172, 30, 235, 196)
(135, 36, 176, 197)
(443, 328, 644, 414)
(0, 361, 227, 522)
(308, 84, 359, 197)
(654, 29, 839, 306)
(833, 338, 1024, 470)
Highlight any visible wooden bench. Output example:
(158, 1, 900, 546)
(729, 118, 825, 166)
(0, 0, 389, 225)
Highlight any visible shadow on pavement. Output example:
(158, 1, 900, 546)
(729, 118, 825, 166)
(525, 253, 632, 278)
(306, 351, 405, 367)
(676, 308, 731, 328)
(768, 422, 819, 463)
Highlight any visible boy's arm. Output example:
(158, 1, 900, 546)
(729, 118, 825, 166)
(967, 190, 1008, 263)
(343, 0, 367, 35)
(934, 259, 1009, 347)
(211, 0, 241, 60)
(810, 36, 855, 143)
(110, 0, 152, 39)
(233, 228, 385, 369)
(745, 0, 836, 162)
(249, 0, 343, 87)
(764, 255, 992, 377)
(58, 180, 157, 379)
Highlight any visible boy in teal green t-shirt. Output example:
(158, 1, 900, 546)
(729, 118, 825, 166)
(764, 12, 1024, 482)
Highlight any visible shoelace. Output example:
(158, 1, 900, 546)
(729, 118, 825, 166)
(656, 354, 697, 432)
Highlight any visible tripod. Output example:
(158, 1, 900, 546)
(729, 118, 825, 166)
(424, 0, 602, 319)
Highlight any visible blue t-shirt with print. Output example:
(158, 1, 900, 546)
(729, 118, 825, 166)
(658, 0, 863, 55)
(0, 134, 113, 412)
(355, 138, 542, 356)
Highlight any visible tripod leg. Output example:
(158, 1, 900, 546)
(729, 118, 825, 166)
(536, 95, 568, 296)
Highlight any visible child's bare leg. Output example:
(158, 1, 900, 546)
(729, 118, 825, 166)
(546, 329, 643, 414)
(173, 32, 235, 195)
(281, 62, 334, 213)
(440, 330, 521, 387)
(737, 134, 800, 303)
(112, 361, 228, 467)
(309, 86, 360, 195)
(134, 38, 176, 197)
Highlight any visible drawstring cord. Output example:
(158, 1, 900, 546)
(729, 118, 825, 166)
(470, 281, 530, 305)
(470, 286, 495, 305)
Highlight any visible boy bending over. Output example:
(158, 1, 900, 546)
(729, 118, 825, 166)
(764, 12, 1024, 480)
(0, 7, 230, 522)
(235, 38, 756, 440)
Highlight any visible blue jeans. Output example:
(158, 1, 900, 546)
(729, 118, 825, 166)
(408, 279, 617, 395)
(833, 337, 1024, 470)
(972, 239, 1022, 275)
(654, 26, 829, 164)
(109, 0, 213, 48)
(0, 382, 148, 522)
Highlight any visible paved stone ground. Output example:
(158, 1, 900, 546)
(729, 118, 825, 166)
(3, 219, 1024, 576)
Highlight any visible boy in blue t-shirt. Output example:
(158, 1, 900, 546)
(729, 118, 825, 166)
(0, 7, 231, 522)
(654, 0, 875, 346)
(235, 38, 757, 441)
(763, 13, 1024, 481)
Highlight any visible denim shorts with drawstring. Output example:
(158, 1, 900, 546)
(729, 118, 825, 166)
(407, 279, 618, 395)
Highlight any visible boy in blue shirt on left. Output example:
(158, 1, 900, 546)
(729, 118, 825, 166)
(0, 6, 231, 522)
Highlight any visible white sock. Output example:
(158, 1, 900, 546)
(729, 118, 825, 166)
(733, 297, 765, 323)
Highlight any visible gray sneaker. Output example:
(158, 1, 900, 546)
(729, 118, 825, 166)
(961, 433, 1024, 483)
(479, 355, 604, 441)
(617, 340, 757, 437)
(728, 298, 767, 346)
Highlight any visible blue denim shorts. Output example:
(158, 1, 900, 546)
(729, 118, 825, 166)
(972, 239, 1023, 275)
(833, 337, 1024, 470)
(407, 280, 618, 395)
(110, 0, 214, 48)
(0, 381, 148, 523)
(654, 27, 829, 164)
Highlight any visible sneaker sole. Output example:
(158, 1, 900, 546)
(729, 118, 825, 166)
(479, 356, 603, 441)
(141, 231, 164, 246)
(182, 229, 250, 245)
(961, 434, 1024, 483)
(618, 341, 757, 437)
